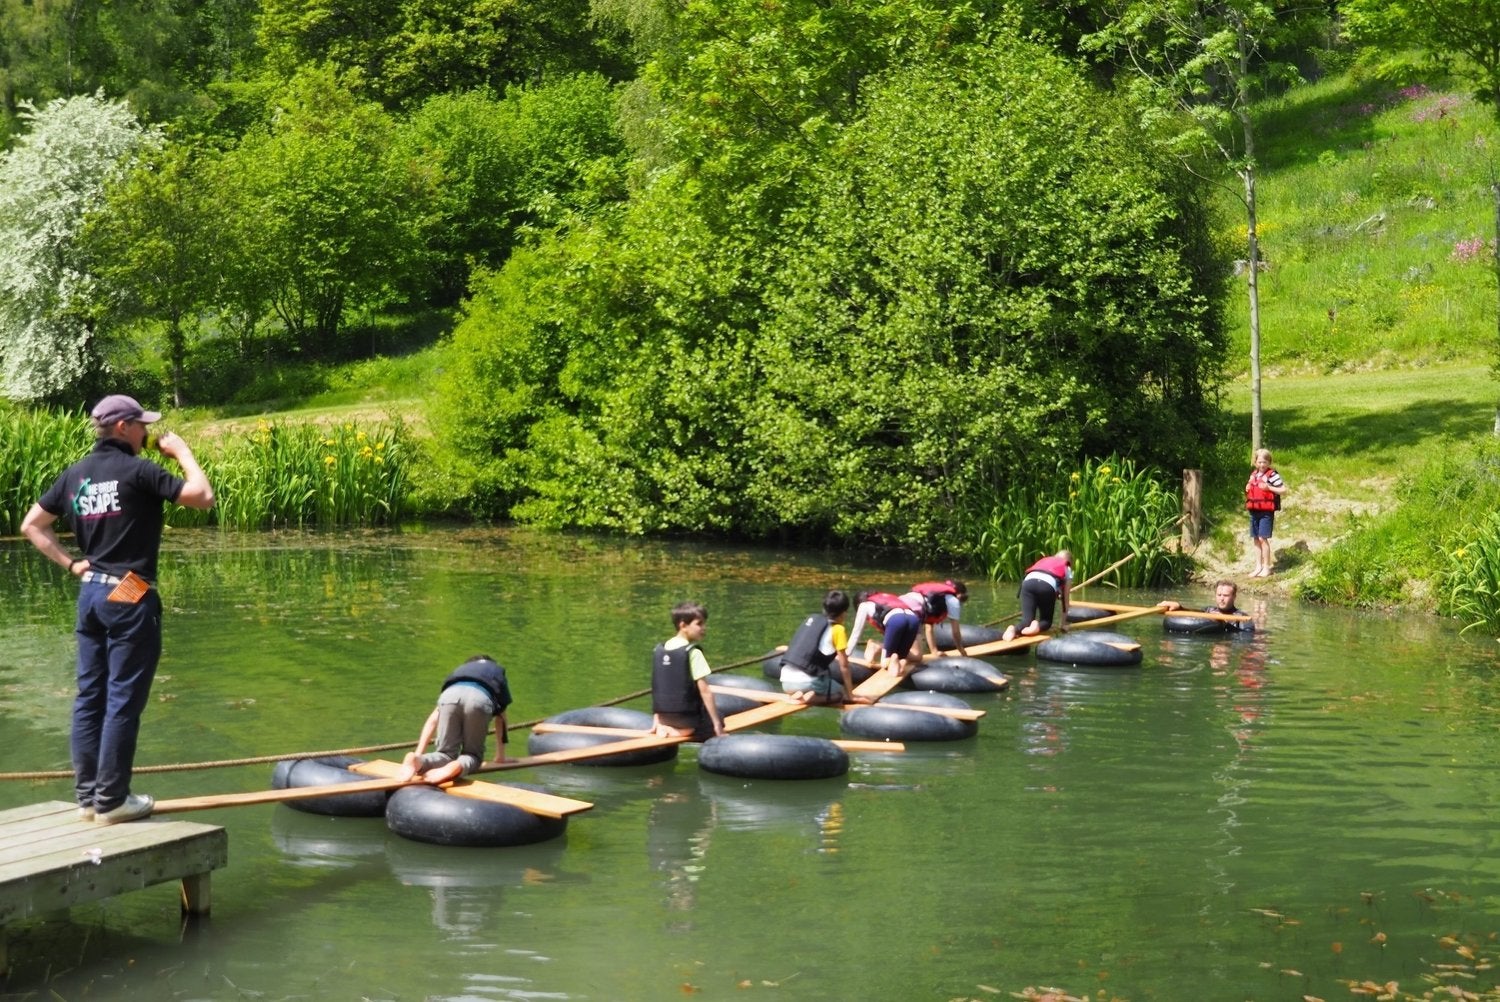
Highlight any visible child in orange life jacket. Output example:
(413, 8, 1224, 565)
(1245, 448, 1287, 578)
(651, 601, 725, 740)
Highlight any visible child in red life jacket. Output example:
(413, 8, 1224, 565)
(1002, 550, 1072, 642)
(1244, 449, 1286, 578)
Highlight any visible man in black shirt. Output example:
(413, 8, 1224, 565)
(22, 394, 214, 824)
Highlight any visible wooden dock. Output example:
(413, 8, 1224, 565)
(0, 801, 227, 965)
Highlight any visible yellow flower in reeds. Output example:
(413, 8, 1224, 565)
(1112, 476, 1122, 484)
(1455, 547, 1468, 559)
(323, 438, 336, 447)
(375, 441, 385, 451)
(356, 431, 366, 442)
(1099, 464, 1112, 477)
(374, 456, 384, 465)
(324, 455, 336, 466)
(1070, 472, 1080, 482)
(360, 446, 374, 460)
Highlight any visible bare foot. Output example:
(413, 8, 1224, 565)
(1002, 626, 1017, 642)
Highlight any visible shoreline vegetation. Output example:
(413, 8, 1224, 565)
(5, 40, 1500, 630)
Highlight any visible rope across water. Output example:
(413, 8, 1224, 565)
(0, 651, 777, 782)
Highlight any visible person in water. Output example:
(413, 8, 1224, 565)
(1002, 550, 1072, 642)
(397, 654, 511, 784)
(1160, 581, 1255, 633)
(651, 601, 725, 740)
(780, 590, 871, 705)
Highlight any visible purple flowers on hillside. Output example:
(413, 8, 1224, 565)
(1452, 238, 1493, 263)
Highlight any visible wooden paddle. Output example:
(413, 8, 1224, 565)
(1072, 599, 1251, 622)
(473, 698, 814, 773)
(707, 684, 986, 722)
(347, 760, 594, 818)
(529, 722, 906, 753)
(154, 777, 407, 815)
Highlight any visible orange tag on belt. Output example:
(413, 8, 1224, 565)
(106, 571, 150, 604)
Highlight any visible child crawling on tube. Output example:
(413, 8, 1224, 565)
(396, 654, 511, 784)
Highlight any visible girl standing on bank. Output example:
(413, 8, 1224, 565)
(1245, 449, 1287, 577)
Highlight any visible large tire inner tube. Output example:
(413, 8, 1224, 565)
(1066, 605, 1115, 624)
(1036, 631, 1144, 667)
(1163, 614, 1238, 635)
(840, 691, 979, 742)
(697, 733, 849, 780)
(955, 623, 1006, 647)
(527, 707, 680, 766)
(908, 657, 1010, 693)
(271, 755, 390, 817)
(385, 782, 567, 848)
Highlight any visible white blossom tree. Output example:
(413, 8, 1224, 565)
(0, 92, 160, 401)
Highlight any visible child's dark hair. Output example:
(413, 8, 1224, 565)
(671, 601, 707, 628)
(949, 580, 968, 600)
(823, 589, 851, 617)
(854, 590, 872, 605)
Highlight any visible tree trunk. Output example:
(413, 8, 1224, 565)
(1493, 177, 1500, 434)
(1238, 25, 1263, 455)
(1244, 158, 1263, 454)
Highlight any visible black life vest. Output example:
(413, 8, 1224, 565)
(441, 657, 511, 711)
(910, 581, 959, 624)
(651, 642, 705, 716)
(783, 614, 835, 677)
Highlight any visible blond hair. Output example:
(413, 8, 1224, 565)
(1252, 448, 1273, 464)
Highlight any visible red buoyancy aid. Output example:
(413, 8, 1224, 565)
(910, 581, 959, 624)
(1245, 470, 1279, 512)
(1026, 556, 1070, 585)
(865, 592, 920, 632)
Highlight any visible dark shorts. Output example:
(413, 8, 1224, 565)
(1249, 511, 1274, 539)
(881, 611, 921, 658)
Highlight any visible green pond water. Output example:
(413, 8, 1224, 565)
(2, 526, 1500, 1001)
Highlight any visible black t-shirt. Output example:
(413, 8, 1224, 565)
(441, 658, 513, 711)
(38, 438, 185, 581)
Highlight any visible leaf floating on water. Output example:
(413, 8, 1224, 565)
(736, 980, 752, 989)
(976, 987, 1002, 995)
(1331, 942, 1343, 954)
(1371, 931, 1387, 945)
(1250, 908, 1285, 918)
(1303, 996, 1326, 1002)
(680, 984, 700, 995)
(1281, 969, 1304, 977)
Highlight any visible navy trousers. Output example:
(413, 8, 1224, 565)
(73, 581, 162, 812)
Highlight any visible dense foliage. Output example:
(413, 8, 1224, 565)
(433, 29, 1225, 550)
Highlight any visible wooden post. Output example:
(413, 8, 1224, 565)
(180, 872, 212, 915)
(1182, 469, 1203, 547)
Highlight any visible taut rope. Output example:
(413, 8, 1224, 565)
(0, 650, 776, 781)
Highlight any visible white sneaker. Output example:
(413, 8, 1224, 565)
(77, 805, 95, 821)
(94, 794, 153, 825)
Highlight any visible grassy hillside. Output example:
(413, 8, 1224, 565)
(1226, 75, 1498, 373)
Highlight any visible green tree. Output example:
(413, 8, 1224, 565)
(0, 92, 158, 401)
(436, 28, 1226, 545)
(83, 142, 218, 405)
(1082, 0, 1325, 452)
(394, 74, 626, 303)
(217, 67, 427, 349)
(256, 0, 625, 109)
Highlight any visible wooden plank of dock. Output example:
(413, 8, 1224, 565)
(0, 801, 227, 964)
